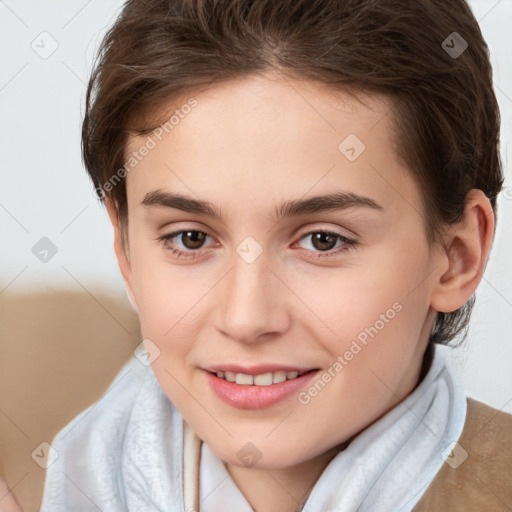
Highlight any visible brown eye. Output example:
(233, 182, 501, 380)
(295, 230, 357, 259)
(310, 232, 338, 251)
(179, 230, 207, 249)
(159, 229, 214, 259)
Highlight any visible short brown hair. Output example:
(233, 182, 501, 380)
(82, 0, 504, 346)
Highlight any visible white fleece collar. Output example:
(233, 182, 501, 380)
(39, 344, 466, 512)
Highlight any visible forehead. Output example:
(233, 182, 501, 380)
(124, 73, 421, 223)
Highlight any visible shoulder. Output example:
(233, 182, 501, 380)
(51, 355, 154, 449)
(413, 397, 512, 511)
(40, 356, 184, 511)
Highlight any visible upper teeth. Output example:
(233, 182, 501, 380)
(216, 370, 301, 386)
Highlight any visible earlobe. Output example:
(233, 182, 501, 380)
(431, 189, 495, 313)
(105, 199, 138, 313)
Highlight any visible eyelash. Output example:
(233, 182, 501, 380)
(157, 228, 357, 260)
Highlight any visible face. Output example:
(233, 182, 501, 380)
(117, 73, 443, 469)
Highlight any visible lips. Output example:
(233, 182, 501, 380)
(204, 365, 319, 409)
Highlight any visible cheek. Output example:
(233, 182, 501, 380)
(128, 236, 188, 309)
(129, 258, 205, 411)
(135, 278, 204, 352)
(127, 245, 201, 354)
(313, 243, 432, 370)
(313, 261, 422, 337)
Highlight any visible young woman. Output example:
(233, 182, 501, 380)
(27, 0, 512, 510)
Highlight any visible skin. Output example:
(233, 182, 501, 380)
(0, 477, 22, 512)
(104, 72, 493, 512)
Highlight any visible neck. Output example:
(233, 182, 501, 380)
(225, 440, 349, 512)
(417, 342, 435, 387)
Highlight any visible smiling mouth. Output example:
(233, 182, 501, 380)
(209, 369, 317, 386)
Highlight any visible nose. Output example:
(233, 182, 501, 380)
(216, 252, 290, 345)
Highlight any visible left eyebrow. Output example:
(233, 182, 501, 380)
(275, 191, 383, 221)
(141, 189, 383, 222)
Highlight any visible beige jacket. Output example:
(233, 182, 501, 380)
(413, 398, 512, 511)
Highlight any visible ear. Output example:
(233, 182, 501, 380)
(430, 189, 495, 313)
(105, 199, 138, 313)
